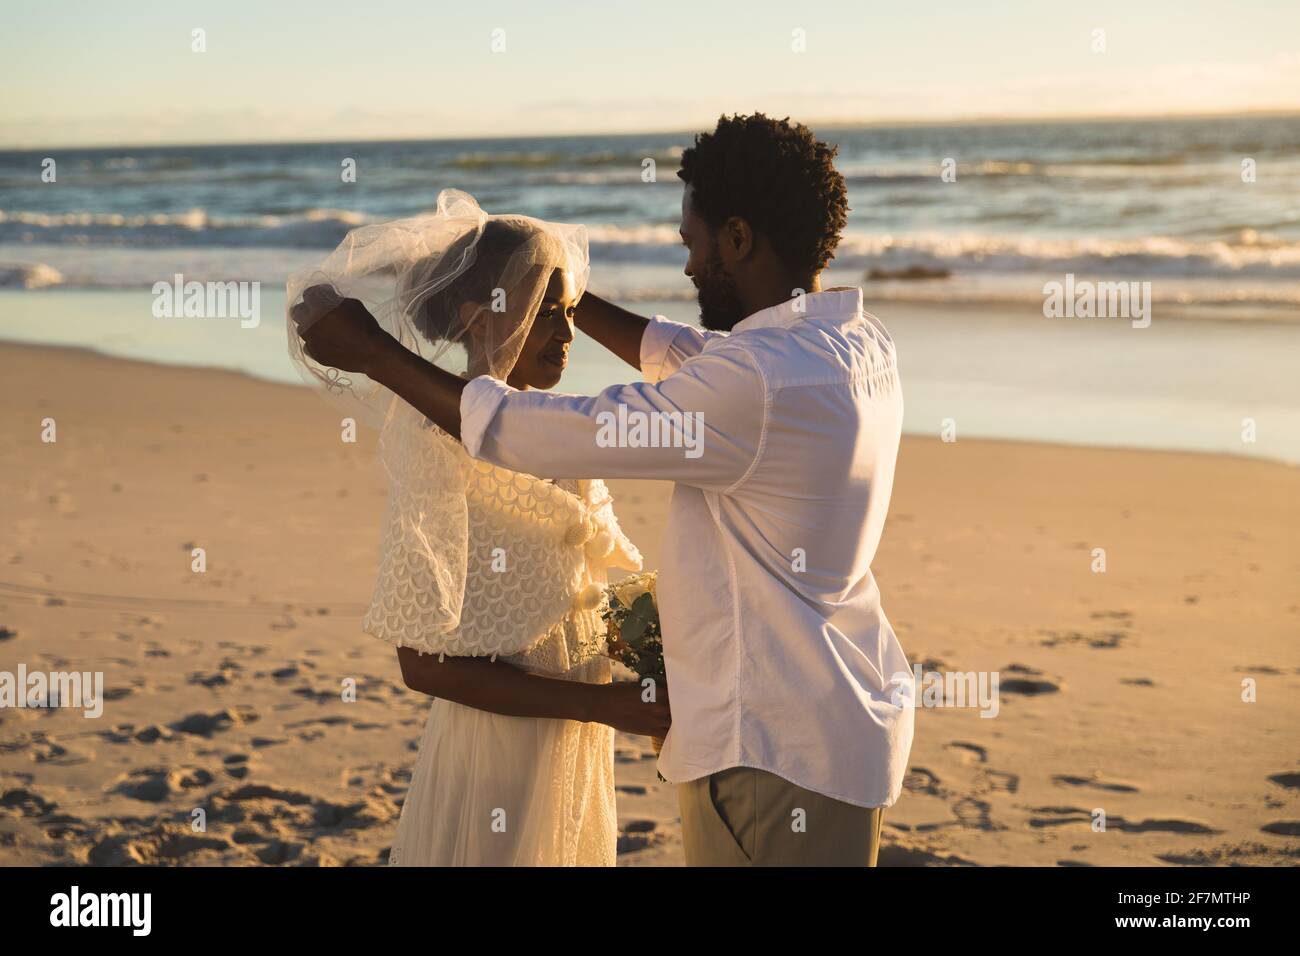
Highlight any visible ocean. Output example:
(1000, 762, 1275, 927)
(1, 116, 1297, 463)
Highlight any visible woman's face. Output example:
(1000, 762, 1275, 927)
(505, 268, 578, 390)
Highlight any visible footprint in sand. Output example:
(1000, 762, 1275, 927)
(102, 723, 177, 745)
(188, 660, 244, 688)
(976, 769, 1019, 794)
(342, 765, 409, 797)
(88, 822, 235, 866)
(0, 786, 58, 817)
(1261, 821, 1300, 837)
(117, 613, 165, 631)
(1027, 806, 1097, 828)
(1039, 629, 1128, 649)
(1052, 773, 1140, 794)
(169, 707, 259, 738)
(946, 741, 988, 764)
(1091, 610, 1134, 623)
(205, 783, 400, 838)
(1027, 807, 1218, 834)
(292, 685, 342, 704)
(876, 844, 976, 867)
(617, 819, 661, 854)
(23, 734, 92, 766)
(999, 664, 1062, 696)
(904, 767, 943, 797)
(1235, 664, 1287, 675)
(1158, 842, 1300, 866)
(42, 812, 91, 842)
(111, 766, 215, 802)
(1114, 818, 1219, 835)
(255, 839, 309, 864)
(284, 715, 383, 733)
(951, 796, 1000, 831)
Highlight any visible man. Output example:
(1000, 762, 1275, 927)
(297, 113, 915, 866)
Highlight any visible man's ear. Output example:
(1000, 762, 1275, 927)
(722, 216, 755, 262)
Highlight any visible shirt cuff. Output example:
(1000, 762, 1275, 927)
(639, 314, 685, 384)
(459, 374, 515, 459)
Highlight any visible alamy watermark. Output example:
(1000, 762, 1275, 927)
(892, 666, 1000, 718)
(1043, 273, 1151, 329)
(50, 886, 150, 936)
(152, 274, 261, 328)
(595, 404, 704, 459)
(0, 666, 104, 718)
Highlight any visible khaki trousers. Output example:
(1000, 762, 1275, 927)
(678, 765, 884, 866)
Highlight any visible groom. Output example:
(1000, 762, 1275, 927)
(298, 113, 915, 867)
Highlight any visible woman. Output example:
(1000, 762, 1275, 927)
(287, 191, 663, 866)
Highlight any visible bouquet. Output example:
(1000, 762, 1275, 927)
(600, 571, 666, 759)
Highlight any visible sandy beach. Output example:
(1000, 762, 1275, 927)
(0, 341, 1296, 867)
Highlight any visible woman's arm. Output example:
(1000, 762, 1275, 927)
(293, 288, 652, 441)
(395, 647, 670, 738)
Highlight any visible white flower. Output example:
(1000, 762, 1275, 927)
(611, 571, 656, 608)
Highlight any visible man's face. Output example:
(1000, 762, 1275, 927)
(680, 187, 747, 332)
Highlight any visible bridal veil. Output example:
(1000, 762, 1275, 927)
(285, 190, 606, 655)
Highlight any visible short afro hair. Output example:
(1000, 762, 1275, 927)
(677, 113, 848, 276)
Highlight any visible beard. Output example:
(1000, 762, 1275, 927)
(695, 244, 747, 331)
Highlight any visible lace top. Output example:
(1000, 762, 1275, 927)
(362, 407, 642, 673)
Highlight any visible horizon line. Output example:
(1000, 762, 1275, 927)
(3, 107, 1297, 153)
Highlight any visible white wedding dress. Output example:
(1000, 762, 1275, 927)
(363, 407, 642, 866)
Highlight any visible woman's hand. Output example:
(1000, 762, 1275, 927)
(586, 680, 671, 738)
(291, 285, 393, 375)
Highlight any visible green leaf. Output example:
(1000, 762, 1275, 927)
(622, 593, 657, 646)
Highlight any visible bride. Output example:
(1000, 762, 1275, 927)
(286, 191, 666, 866)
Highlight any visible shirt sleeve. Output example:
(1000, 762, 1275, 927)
(639, 314, 731, 384)
(460, 342, 765, 492)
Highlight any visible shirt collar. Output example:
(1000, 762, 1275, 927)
(730, 287, 864, 334)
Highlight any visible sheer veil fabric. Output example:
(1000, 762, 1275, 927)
(286, 190, 642, 865)
(287, 189, 602, 651)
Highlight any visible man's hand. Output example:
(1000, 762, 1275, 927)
(290, 285, 393, 376)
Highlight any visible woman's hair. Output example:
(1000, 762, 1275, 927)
(413, 217, 540, 344)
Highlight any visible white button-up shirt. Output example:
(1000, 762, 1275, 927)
(461, 288, 915, 808)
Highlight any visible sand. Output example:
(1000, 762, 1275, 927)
(0, 342, 1296, 866)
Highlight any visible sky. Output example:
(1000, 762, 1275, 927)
(3, 0, 1299, 147)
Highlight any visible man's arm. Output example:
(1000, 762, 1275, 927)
(573, 290, 650, 371)
(294, 289, 763, 487)
(464, 345, 765, 488)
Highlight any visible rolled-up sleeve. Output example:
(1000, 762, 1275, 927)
(459, 342, 766, 491)
(640, 314, 730, 384)
(460, 374, 513, 459)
